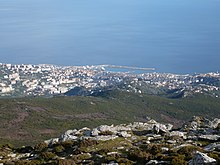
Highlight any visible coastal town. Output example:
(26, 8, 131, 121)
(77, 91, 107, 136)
(0, 63, 219, 97)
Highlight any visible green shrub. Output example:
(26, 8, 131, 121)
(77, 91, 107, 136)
(54, 145, 65, 153)
(128, 148, 151, 163)
(177, 146, 201, 160)
(71, 153, 91, 163)
(57, 159, 76, 165)
(171, 154, 187, 165)
(59, 140, 75, 148)
(79, 139, 98, 148)
(34, 142, 48, 152)
(15, 160, 43, 165)
(99, 131, 113, 135)
(39, 151, 56, 161)
(150, 144, 163, 155)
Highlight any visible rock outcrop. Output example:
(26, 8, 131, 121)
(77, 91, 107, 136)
(0, 116, 219, 165)
(189, 151, 216, 165)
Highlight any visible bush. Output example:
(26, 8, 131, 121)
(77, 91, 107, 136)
(79, 139, 98, 148)
(39, 151, 56, 161)
(150, 144, 162, 155)
(16, 146, 33, 153)
(1, 143, 14, 149)
(128, 148, 151, 163)
(71, 153, 91, 163)
(15, 160, 43, 165)
(177, 146, 201, 160)
(54, 145, 65, 153)
(57, 159, 76, 165)
(171, 154, 187, 165)
(99, 131, 113, 135)
(34, 142, 48, 152)
(59, 140, 75, 148)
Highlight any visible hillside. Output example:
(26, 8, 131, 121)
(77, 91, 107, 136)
(0, 116, 219, 164)
(0, 90, 220, 147)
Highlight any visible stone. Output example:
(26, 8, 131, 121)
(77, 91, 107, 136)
(153, 124, 170, 134)
(98, 125, 114, 132)
(146, 160, 170, 164)
(59, 133, 78, 142)
(91, 128, 100, 136)
(106, 162, 118, 165)
(146, 160, 159, 164)
(174, 144, 194, 149)
(161, 147, 169, 152)
(114, 125, 131, 131)
(165, 124, 173, 131)
(167, 140, 176, 144)
(94, 135, 118, 141)
(170, 131, 186, 137)
(118, 131, 131, 138)
(107, 152, 119, 155)
(210, 118, 220, 129)
(75, 127, 90, 135)
(44, 138, 59, 145)
(188, 151, 216, 165)
(64, 129, 77, 135)
(204, 143, 220, 151)
(199, 135, 220, 141)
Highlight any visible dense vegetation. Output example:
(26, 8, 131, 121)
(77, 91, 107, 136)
(0, 90, 220, 146)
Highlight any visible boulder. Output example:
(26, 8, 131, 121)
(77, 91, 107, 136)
(146, 160, 170, 164)
(64, 129, 77, 135)
(165, 124, 173, 131)
(98, 125, 114, 132)
(170, 131, 186, 138)
(153, 124, 170, 134)
(58, 129, 79, 142)
(91, 128, 100, 136)
(209, 118, 220, 129)
(188, 151, 216, 165)
(118, 131, 131, 138)
(75, 127, 90, 135)
(94, 135, 118, 141)
(44, 138, 59, 145)
(114, 125, 131, 132)
(199, 135, 220, 141)
(204, 143, 220, 151)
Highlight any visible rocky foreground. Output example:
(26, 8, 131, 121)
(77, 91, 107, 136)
(0, 116, 220, 165)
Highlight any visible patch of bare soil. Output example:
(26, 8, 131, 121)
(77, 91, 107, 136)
(28, 106, 46, 111)
(7, 111, 29, 128)
(160, 114, 184, 128)
(39, 129, 56, 134)
(52, 112, 108, 121)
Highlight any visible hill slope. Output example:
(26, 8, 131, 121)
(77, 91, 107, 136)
(0, 91, 220, 146)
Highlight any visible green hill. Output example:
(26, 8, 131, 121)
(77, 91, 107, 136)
(0, 90, 219, 147)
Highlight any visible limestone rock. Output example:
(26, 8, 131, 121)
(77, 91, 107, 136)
(199, 135, 220, 141)
(94, 135, 118, 141)
(188, 151, 216, 165)
(44, 138, 59, 145)
(91, 128, 100, 136)
(118, 131, 131, 138)
(204, 143, 220, 151)
(170, 131, 186, 138)
(59, 129, 78, 142)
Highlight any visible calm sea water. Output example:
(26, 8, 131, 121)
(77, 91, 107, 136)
(0, 0, 220, 74)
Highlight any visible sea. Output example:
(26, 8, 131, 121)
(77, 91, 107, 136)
(0, 0, 220, 74)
